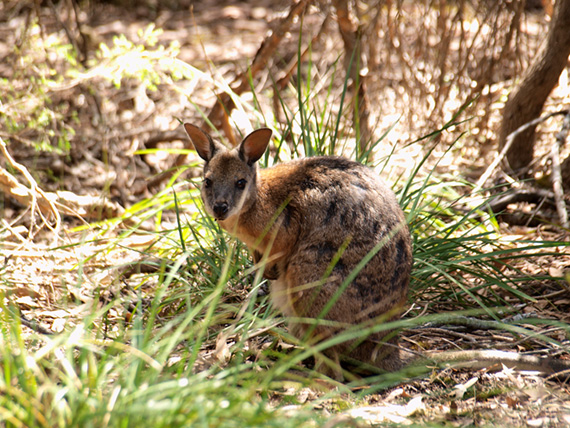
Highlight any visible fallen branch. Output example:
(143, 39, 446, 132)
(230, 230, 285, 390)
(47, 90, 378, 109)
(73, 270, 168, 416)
(0, 137, 140, 235)
(0, 136, 61, 237)
(485, 187, 565, 214)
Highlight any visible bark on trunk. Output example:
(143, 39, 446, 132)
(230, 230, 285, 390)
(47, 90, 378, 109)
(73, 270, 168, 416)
(498, 0, 570, 174)
(562, 153, 570, 189)
(333, 0, 372, 156)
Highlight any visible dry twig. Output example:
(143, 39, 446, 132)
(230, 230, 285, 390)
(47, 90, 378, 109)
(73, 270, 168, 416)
(474, 109, 569, 193)
(551, 110, 570, 227)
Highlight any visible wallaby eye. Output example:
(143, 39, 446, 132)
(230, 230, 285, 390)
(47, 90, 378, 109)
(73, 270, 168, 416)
(236, 179, 247, 189)
(203, 178, 212, 188)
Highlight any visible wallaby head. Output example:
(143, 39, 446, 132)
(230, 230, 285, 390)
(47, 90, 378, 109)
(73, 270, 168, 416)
(183, 124, 272, 222)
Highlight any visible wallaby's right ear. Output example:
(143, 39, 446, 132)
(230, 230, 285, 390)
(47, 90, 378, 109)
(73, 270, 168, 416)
(184, 123, 218, 161)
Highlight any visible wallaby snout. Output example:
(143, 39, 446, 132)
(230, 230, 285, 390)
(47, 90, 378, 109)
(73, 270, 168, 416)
(212, 201, 229, 219)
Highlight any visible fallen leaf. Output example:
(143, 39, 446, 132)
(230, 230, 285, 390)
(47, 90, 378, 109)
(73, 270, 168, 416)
(525, 387, 549, 402)
(505, 396, 519, 409)
(15, 295, 39, 308)
(296, 388, 313, 404)
(345, 396, 424, 425)
(386, 387, 405, 401)
(51, 317, 66, 332)
(527, 417, 549, 427)
(452, 377, 478, 399)
(214, 332, 232, 365)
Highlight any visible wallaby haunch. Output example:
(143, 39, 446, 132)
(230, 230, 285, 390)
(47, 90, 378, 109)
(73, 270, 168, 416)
(184, 124, 570, 381)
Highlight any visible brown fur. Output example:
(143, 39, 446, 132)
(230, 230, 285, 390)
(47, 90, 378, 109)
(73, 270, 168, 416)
(184, 123, 413, 378)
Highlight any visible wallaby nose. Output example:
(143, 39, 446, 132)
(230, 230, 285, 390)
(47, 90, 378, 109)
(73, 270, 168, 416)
(213, 202, 229, 218)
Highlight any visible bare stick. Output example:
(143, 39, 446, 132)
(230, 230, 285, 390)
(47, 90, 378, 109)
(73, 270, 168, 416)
(0, 136, 61, 237)
(20, 314, 54, 335)
(551, 111, 570, 227)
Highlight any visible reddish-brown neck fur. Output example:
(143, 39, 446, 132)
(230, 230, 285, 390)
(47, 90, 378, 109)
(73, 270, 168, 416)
(223, 163, 302, 262)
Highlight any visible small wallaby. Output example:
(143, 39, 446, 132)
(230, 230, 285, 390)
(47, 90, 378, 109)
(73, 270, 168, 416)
(184, 124, 570, 380)
(184, 123, 412, 377)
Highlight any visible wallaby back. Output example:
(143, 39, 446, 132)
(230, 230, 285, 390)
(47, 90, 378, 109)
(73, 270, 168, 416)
(184, 123, 413, 379)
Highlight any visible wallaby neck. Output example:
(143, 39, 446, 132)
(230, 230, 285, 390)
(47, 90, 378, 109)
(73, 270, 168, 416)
(220, 169, 292, 258)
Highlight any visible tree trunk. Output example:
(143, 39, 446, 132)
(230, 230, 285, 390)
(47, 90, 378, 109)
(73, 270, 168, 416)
(498, 0, 570, 174)
(333, 0, 372, 156)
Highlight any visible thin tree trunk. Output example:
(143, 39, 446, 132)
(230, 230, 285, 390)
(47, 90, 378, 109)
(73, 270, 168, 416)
(498, 0, 570, 174)
(334, 0, 372, 156)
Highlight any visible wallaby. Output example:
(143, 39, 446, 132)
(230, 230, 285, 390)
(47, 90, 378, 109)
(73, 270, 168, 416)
(184, 124, 570, 381)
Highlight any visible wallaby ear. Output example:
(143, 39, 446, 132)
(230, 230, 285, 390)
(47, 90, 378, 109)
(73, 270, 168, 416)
(239, 128, 272, 165)
(184, 123, 218, 161)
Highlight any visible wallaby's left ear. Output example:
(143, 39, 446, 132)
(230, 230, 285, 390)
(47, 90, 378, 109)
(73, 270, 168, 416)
(239, 128, 272, 165)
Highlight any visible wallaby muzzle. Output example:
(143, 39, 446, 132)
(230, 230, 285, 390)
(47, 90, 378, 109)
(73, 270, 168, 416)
(213, 201, 229, 219)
